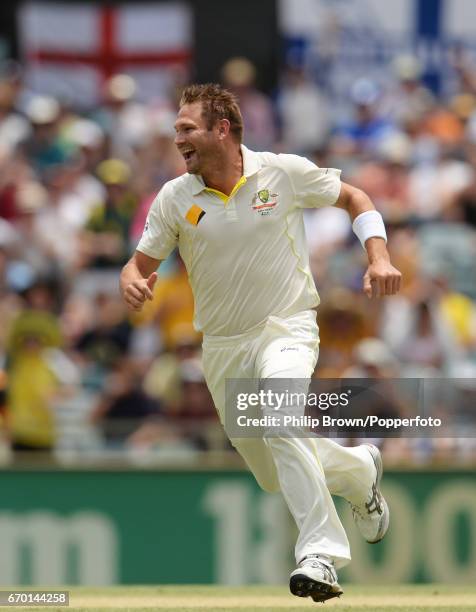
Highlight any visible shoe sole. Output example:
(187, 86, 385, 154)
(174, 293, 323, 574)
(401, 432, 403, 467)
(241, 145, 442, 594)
(290, 573, 343, 603)
(365, 444, 390, 544)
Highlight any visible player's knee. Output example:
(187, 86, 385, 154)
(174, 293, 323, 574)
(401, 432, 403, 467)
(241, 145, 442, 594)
(255, 475, 281, 494)
(229, 437, 281, 493)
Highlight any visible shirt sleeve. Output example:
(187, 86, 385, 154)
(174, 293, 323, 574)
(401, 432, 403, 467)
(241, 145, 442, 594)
(279, 153, 342, 209)
(136, 184, 178, 260)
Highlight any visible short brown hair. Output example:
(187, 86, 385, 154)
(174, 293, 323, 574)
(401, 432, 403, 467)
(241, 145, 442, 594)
(179, 83, 243, 143)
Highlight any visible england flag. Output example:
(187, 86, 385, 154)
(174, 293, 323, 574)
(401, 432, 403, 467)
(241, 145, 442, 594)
(19, 1, 193, 105)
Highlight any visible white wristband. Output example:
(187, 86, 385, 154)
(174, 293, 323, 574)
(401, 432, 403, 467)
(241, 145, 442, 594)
(352, 210, 387, 248)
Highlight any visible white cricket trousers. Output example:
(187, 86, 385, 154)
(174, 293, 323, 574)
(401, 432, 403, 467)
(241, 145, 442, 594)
(202, 309, 375, 569)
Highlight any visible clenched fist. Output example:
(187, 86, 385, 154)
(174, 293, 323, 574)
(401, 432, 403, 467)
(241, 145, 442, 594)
(123, 272, 158, 311)
(363, 260, 402, 298)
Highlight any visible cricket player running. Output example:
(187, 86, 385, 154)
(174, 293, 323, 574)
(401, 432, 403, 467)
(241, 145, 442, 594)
(120, 84, 401, 603)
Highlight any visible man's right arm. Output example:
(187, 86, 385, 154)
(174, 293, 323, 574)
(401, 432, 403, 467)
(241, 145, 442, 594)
(120, 250, 162, 312)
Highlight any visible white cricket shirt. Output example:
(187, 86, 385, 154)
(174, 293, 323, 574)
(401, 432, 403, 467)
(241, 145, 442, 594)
(137, 146, 341, 336)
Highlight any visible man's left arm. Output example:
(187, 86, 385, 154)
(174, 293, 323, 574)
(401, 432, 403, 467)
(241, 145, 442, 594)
(335, 182, 402, 298)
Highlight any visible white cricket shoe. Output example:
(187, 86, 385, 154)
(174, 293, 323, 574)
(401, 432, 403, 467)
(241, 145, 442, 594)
(290, 555, 343, 603)
(350, 444, 389, 543)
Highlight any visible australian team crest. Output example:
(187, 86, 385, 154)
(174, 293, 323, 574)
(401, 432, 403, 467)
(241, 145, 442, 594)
(258, 189, 270, 203)
(252, 188, 279, 216)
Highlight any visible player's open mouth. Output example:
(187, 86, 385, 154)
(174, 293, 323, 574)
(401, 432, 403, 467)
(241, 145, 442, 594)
(182, 148, 196, 162)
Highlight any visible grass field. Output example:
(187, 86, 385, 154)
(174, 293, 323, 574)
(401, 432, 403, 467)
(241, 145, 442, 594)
(7, 585, 476, 612)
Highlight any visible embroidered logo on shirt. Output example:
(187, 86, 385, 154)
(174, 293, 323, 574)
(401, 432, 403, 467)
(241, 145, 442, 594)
(185, 204, 206, 226)
(252, 189, 279, 216)
(258, 189, 270, 203)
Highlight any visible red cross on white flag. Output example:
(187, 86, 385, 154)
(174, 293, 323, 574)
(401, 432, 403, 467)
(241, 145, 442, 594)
(19, 2, 193, 105)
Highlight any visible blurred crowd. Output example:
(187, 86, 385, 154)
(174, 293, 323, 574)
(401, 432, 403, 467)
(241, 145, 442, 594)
(1, 52, 476, 466)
